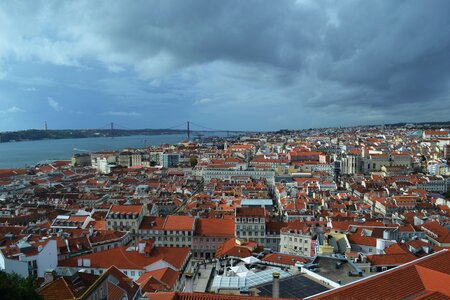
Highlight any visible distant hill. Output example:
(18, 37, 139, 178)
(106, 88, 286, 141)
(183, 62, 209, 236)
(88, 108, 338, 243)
(0, 128, 186, 143)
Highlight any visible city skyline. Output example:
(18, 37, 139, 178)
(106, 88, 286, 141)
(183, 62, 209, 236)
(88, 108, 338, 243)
(1, 0, 450, 131)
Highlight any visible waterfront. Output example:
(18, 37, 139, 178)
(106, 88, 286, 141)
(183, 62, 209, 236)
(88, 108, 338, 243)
(0, 134, 188, 168)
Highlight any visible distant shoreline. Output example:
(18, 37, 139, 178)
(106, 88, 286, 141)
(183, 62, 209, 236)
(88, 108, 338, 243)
(0, 133, 192, 169)
(0, 129, 186, 143)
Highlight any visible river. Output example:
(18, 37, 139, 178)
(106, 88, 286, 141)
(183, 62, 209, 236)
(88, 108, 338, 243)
(0, 134, 191, 169)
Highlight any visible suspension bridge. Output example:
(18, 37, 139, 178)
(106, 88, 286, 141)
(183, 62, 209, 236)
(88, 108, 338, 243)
(97, 121, 264, 140)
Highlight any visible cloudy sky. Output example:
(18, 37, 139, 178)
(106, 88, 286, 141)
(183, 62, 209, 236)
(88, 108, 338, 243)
(1, 0, 450, 131)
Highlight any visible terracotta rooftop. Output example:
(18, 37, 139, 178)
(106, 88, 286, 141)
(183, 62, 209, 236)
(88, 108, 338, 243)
(59, 245, 190, 271)
(421, 221, 450, 244)
(367, 253, 417, 266)
(145, 292, 292, 300)
(235, 207, 265, 217)
(163, 216, 195, 231)
(306, 250, 450, 300)
(140, 216, 165, 230)
(109, 204, 143, 214)
(108, 281, 127, 300)
(262, 253, 310, 266)
(37, 272, 99, 300)
(195, 218, 235, 237)
(215, 238, 258, 258)
(138, 267, 179, 292)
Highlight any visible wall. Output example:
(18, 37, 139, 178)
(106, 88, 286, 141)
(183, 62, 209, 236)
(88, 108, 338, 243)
(36, 239, 58, 277)
(0, 253, 29, 277)
(300, 267, 341, 288)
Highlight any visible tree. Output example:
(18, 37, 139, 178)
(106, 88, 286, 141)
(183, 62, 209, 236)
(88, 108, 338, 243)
(0, 271, 42, 300)
(189, 157, 198, 167)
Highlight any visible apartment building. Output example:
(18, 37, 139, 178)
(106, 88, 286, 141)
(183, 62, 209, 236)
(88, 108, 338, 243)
(235, 207, 266, 245)
(203, 168, 275, 186)
(161, 216, 196, 248)
(280, 221, 316, 257)
(106, 205, 146, 236)
(192, 218, 235, 259)
(0, 239, 58, 278)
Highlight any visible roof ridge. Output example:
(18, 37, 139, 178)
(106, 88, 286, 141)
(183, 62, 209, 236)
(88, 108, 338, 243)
(62, 277, 76, 298)
(304, 249, 449, 299)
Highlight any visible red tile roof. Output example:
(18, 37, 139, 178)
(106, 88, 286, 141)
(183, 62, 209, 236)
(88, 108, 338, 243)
(59, 246, 190, 271)
(195, 218, 235, 237)
(140, 216, 165, 230)
(215, 238, 258, 258)
(235, 207, 265, 217)
(307, 250, 450, 300)
(37, 272, 99, 300)
(138, 267, 179, 292)
(367, 253, 417, 266)
(384, 243, 410, 255)
(262, 253, 310, 266)
(108, 281, 128, 300)
(347, 232, 377, 247)
(145, 292, 292, 300)
(421, 221, 450, 244)
(163, 216, 195, 231)
(110, 204, 143, 214)
(37, 277, 77, 300)
(104, 266, 140, 299)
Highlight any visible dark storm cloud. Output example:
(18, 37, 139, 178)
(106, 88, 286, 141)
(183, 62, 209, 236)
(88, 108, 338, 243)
(72, 0, 324, 71)
(74, 0, 450, 108)
(318, 1, 450, 107)
(1, 0, 450, 130)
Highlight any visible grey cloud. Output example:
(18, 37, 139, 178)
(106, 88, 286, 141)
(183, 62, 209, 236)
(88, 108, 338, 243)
(1, 0, 450, 127)
(47, 97, 62, 111)
(103, 111, 141, 117)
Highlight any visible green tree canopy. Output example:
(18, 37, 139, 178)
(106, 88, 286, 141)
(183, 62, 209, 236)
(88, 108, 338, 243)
(0, 271, 42, 300)
(189, 157, 198, 167)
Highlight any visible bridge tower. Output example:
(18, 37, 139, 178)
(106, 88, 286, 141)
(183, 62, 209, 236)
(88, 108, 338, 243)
(187, 121, 190, 140)
(110, 122, 114, 138)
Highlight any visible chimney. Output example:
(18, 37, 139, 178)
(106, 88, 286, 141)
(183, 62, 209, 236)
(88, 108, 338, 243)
(65, 238, 71, 253)
(184, 272, 194, 293)
(272, 272, 280, 298)
(216, 259, 221, 275)
(138, 240, 146, 254)
(144, 240, 154, 256)
(43, 269, 55, 286)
